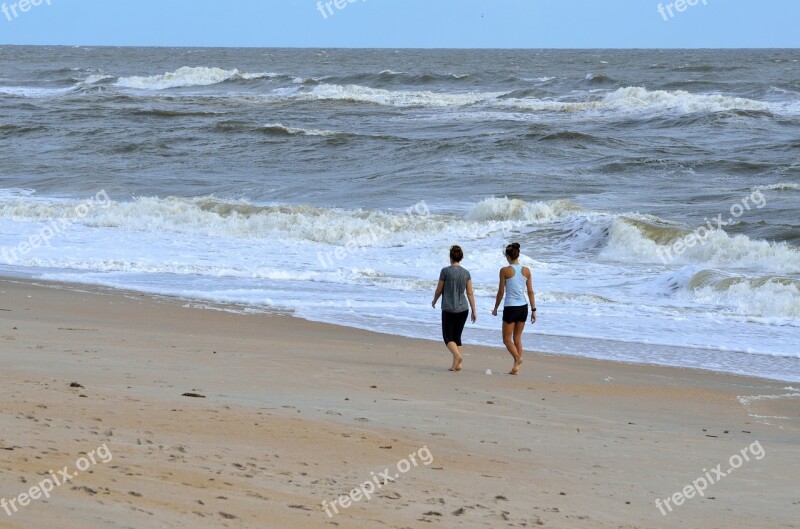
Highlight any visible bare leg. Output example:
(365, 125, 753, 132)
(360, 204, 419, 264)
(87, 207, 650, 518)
(511, 321, 525, 375)
(502, 322, 520, 373)
(447, 342, 463, 371)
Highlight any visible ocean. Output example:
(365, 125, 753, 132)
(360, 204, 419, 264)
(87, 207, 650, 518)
(1, 46, 798, 381)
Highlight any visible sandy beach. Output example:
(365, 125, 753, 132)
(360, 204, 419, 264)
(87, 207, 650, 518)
(0, 276, 797, 528)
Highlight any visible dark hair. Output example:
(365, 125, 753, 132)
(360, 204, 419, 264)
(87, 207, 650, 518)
(450, 245, 464, 263)
(505, 242, 521, 260)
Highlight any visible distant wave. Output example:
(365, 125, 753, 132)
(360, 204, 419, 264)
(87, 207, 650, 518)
(533, 130, 610, 143)
(500, 86, 777, 115)
(0, 123, 47, 135)
(757, 183, 800, 192)
(522, 77, 556, 83)
(260, 123, 339, 137)
(584, 72, 620, 85)
(673, 64, 746, 73)
(298, 83, 502, 107)
(290, 84, 784, 116)
(115, 66, 277, 90)
(84, 74, 115, 85)
(318, 70, 472, 87)
(5, 71, 792, 120)
(0, 86, 76, 98)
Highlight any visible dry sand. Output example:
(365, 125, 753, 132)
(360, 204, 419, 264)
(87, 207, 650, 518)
(0, 277, 798, 529)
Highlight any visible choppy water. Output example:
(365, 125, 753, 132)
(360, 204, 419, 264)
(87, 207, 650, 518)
(1, 47, 798, 380)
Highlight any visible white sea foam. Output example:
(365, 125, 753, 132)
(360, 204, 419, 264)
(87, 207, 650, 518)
(738, 392, 800, 406)
(115, 67, 276, 90)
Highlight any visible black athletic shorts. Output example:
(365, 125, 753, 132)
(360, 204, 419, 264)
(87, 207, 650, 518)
(442, 310, 469, 346)
(502, 305, 528, 324)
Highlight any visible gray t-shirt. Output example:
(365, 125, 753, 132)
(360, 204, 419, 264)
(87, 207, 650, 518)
(439, 265, 471, 313)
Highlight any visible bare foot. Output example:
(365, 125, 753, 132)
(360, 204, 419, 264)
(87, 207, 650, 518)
(509, 356, 523, 375)
(450, 356, 463, 372)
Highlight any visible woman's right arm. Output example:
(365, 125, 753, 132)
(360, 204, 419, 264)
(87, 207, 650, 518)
(432, 280, 444, 308)
(492, 268, 505, 316)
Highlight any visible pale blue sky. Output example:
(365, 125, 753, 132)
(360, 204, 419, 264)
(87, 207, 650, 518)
(0, 0, 797, 48)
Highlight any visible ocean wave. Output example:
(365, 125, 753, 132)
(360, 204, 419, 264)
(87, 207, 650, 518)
(84, 74, 115, 85)
(534, 130, 610, 143)
(585, 73, 619, 85)
(0, 86, 76, 98)
(500, 86, 775, 115)
(260, 123, 339, 136)
(320, 70, 472, 87)
(522, 77, 556, 83)
(0, 123, 47, 135)
(465, 196, 580, 223)
(601, 217, 800, 274)
(115, 66, 277, 90)
(287, 85, 792, 117)
(603, 87, 772, 113)
(299, 84, 502, 107)
(686, 270, 800, 319)
(0, 196, 478, 246)
(0, 195, 589, 253)
(4, 194, 798, 277)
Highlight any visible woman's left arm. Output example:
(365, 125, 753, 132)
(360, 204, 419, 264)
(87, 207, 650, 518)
(466, 279, 477, 323)
(525, 267, 537, 323)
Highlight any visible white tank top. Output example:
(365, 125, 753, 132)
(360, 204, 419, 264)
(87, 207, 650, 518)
(504, 264, 527, 307)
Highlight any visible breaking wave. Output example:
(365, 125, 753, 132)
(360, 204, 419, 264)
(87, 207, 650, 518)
(115, 66, 277, 90)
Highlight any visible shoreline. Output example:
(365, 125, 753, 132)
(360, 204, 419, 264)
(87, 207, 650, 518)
(2, 273, 796, 384)
(1, 276, 798, 528)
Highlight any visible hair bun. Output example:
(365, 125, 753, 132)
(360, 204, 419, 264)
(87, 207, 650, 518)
(505, 242, 521, 259)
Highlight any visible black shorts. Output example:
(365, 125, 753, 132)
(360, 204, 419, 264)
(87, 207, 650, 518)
(502, 305, 528, 324)
(442, 310, 469, 346)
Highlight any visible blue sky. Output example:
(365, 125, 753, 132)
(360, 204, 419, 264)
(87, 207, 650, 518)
(0, 0, 797, 48)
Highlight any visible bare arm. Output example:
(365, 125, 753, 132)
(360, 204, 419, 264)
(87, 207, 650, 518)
(492, 268, 506, 316)
(524, 267, 537, 323)
(432, 280, 445, 308)
(466, 279, 477, 323)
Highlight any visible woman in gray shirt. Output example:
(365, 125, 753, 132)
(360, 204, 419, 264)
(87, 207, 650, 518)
(432, 245, 477, 371)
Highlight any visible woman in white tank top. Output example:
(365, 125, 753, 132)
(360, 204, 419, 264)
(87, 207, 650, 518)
(491, 243, 537, 375)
